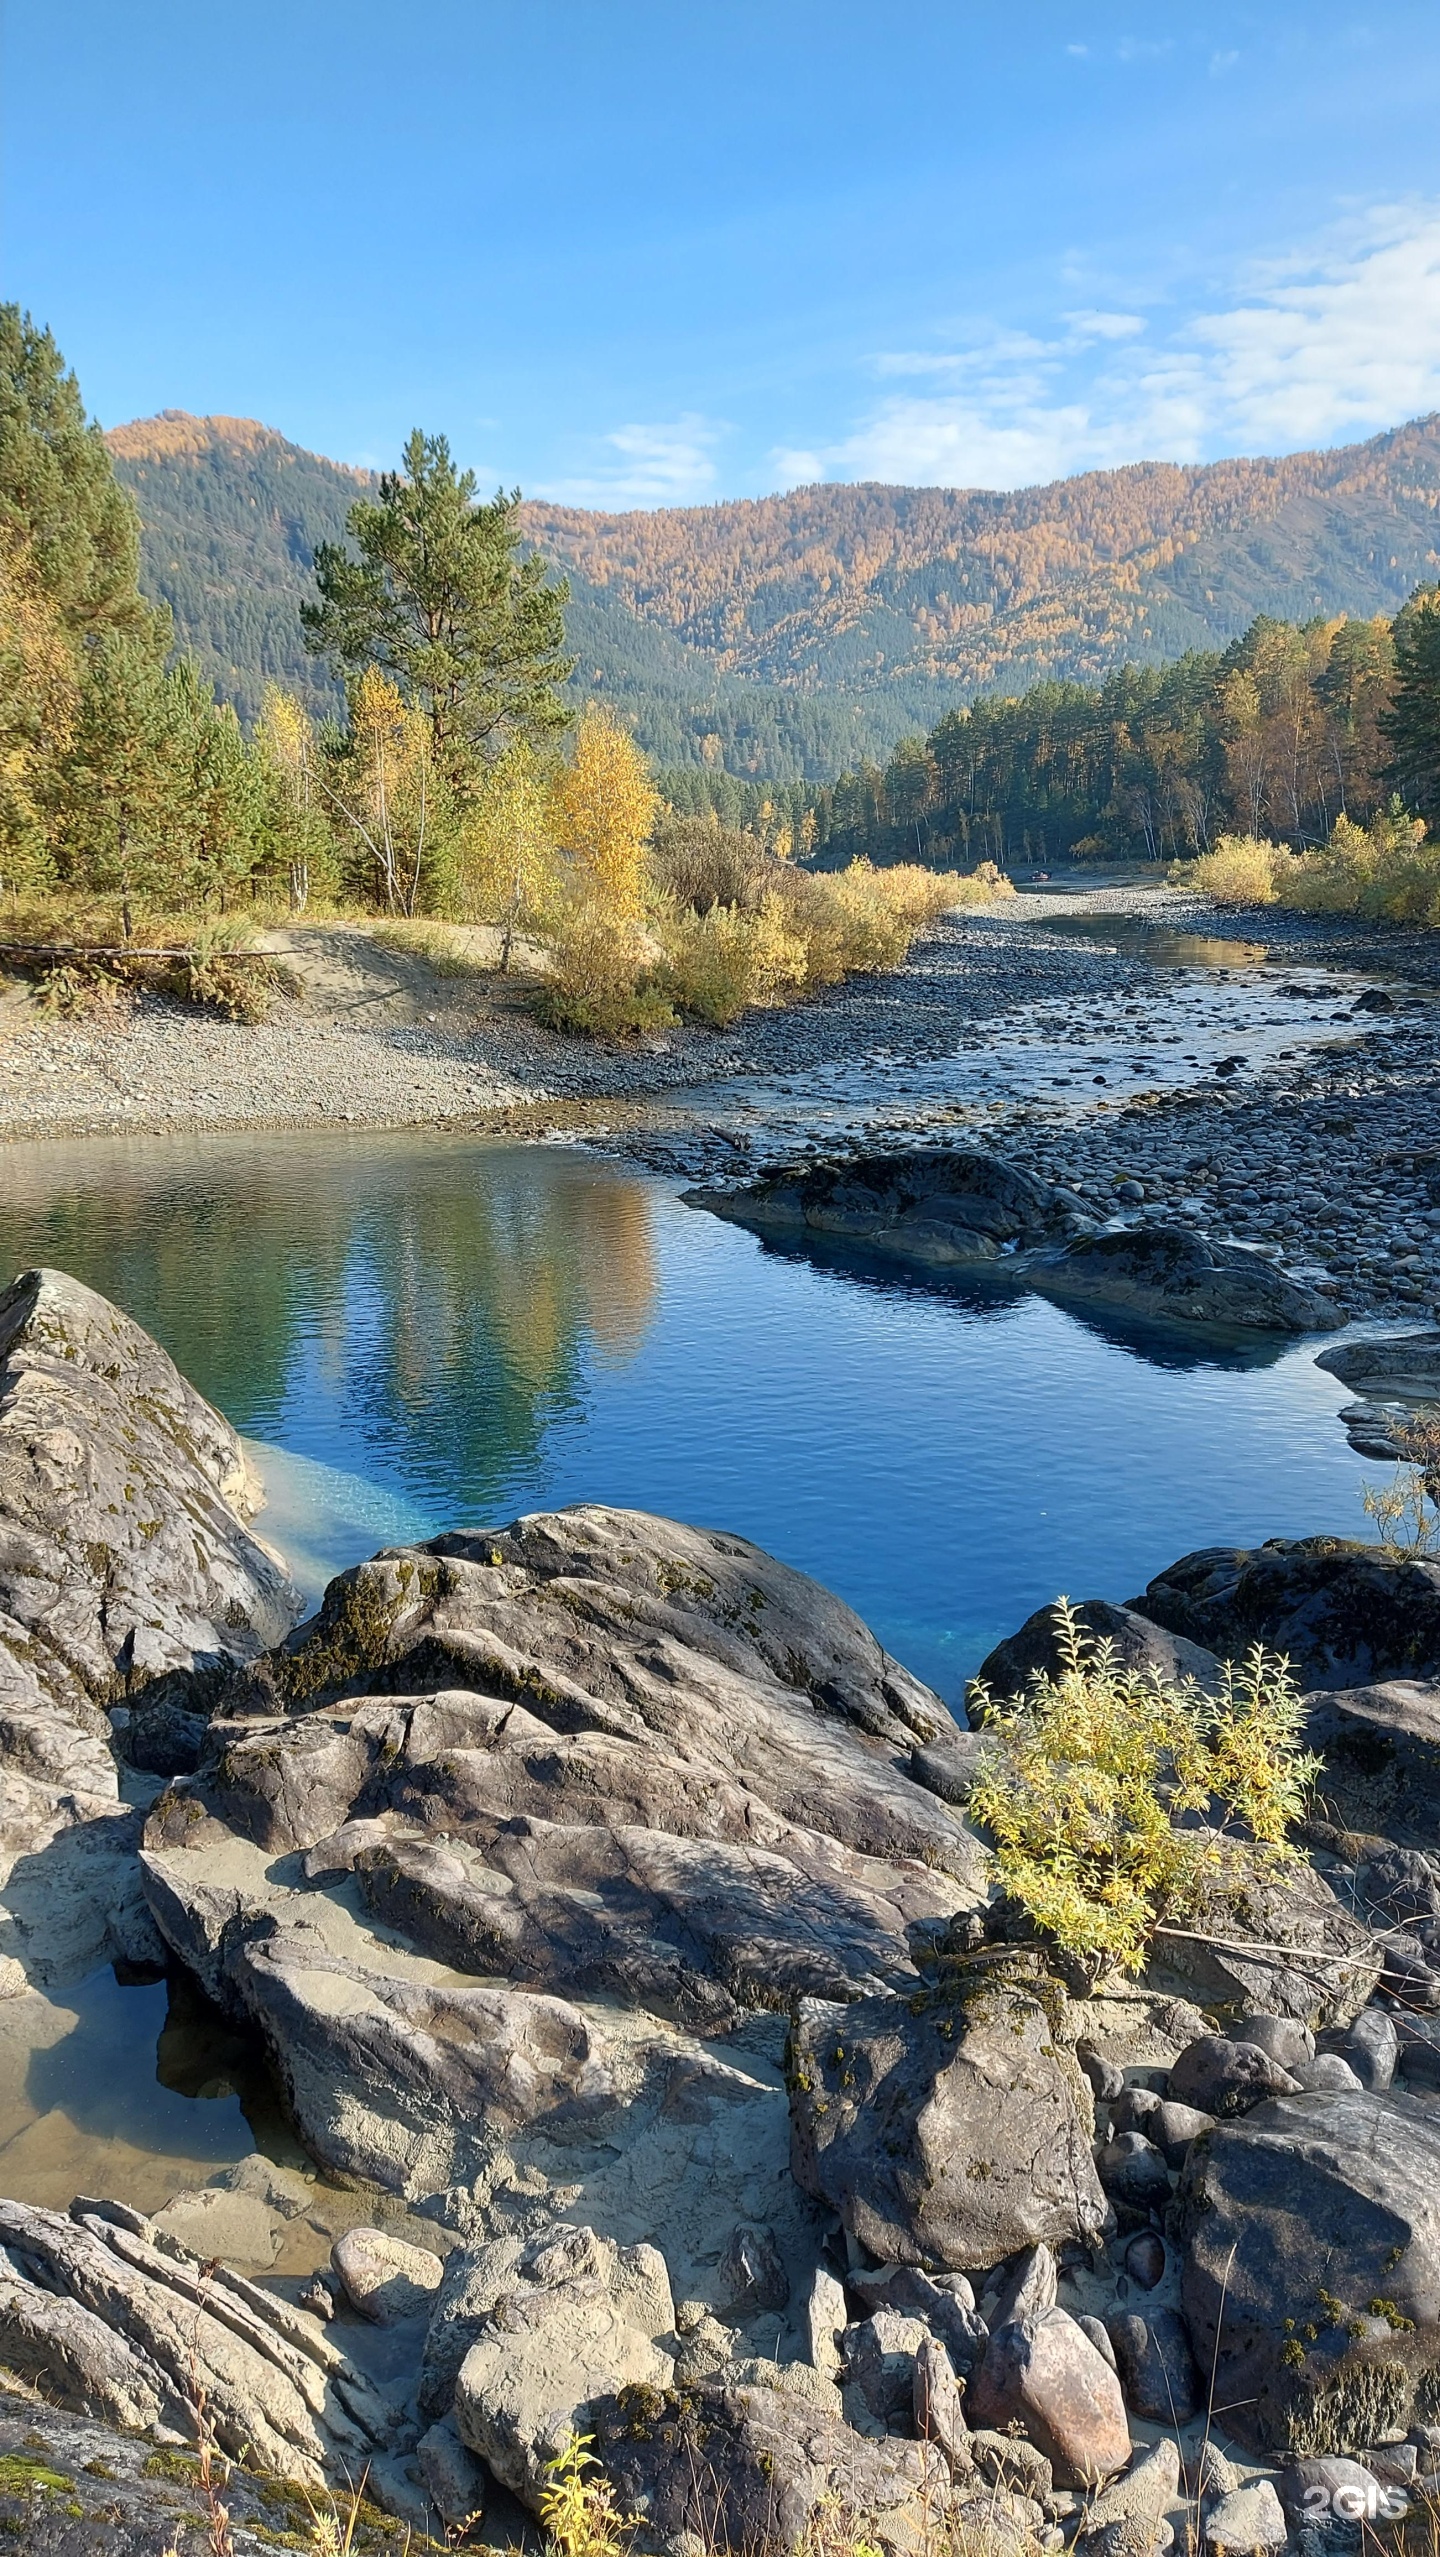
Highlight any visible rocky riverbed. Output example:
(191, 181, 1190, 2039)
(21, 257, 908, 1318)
(9, 1265, 1440, 2549)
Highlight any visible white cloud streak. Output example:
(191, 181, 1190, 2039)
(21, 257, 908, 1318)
(771, 204, 1440, 493)
(538, 412, 725, 506)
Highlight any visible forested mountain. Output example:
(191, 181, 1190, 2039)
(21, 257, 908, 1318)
(107, 412, 907, 775)
(108, 409, 1440, 785)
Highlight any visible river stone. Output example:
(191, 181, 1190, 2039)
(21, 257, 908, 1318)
(416, 2417, 488, 2531)
(592, 2374, 960, 2557)
(1107, 2307, 1201, 2422)
(1317, 1336, 1440, 1399)
(688, 1148, 1079, 1265)
(844, 2309, 930, 2429)
(1168, 2034, 1305, 2118)
(1327, 2009, 1399, 2093)
(787, 1961, 1108, 2272)
(913, 2331, 970, 2470)
(452, 2224, 675, 2506)
(967, 2303, 1132, 2485)
(150, 2184, 286, 2271)
(1095, 2132, 1172, 2205)
(1076, 2439, 1181, 2557)
(1204, 2481, 1288, 2552)
(1137, 1536, 1440, 1688)
(331, 2225, 444, 2323)
(847, 2260, 989, 2371)
(1152, 2100, 1216, 2164)
(1236, 2011, 1316, 2070)
(1176, 2088, 1440, 2453)
(1030, 1225, 1334, 1332)
(804, 2266, 847, 2375)
(975, 1599, 1223, 1702)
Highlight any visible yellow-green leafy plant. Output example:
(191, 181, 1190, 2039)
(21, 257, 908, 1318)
(1278, 804, 1440, 925)
(1363, 1411, 1440, 1557)
(967, 1601, 1319, 1975)
(1180, 834, 1293, 905)
(539, 2432, 633, 2557)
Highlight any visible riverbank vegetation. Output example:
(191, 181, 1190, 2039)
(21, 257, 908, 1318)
(1181, 801, 1440, 923)
(1, 307, 1007, 1034)
(812, 598, 1440, 873)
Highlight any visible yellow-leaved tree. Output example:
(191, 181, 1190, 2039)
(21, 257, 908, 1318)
(256, 685, 336, 912)
(539, 709, 671, 1033)
(556, 708, 657, 923)
(322, 667, 439, 915)
(455, 740, 562, 967)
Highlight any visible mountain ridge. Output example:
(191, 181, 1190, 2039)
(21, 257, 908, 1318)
(106, 409, 1440, 780)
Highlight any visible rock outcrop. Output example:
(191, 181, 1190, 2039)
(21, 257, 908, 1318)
(973, 1597, 1223, 1700)
(1136, 1536, 1440, 1688)
(0, 2193, 389, 2488)
(0, 1266, 304, 1983)
(688, 1148, 1083, 1264)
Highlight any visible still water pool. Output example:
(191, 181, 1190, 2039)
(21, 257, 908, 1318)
(1, 1126, 1380, 1703)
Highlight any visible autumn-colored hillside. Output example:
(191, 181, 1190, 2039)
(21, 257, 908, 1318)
(525, 417, 1440, 696)
(107, 408, 1440, 778)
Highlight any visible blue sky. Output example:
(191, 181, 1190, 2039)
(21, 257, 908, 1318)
(5, 2, 1440, 506)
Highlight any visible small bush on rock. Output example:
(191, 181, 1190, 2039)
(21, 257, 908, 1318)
(967, 1600, 1320, 1976)
(540, 2432, 634, 2557)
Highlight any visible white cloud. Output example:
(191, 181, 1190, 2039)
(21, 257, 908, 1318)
(1063, 309, 1146, 341)
(538, 412, 724, 506)
(769, 203, 1440, 493)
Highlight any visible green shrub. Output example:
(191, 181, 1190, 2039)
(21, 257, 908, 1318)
(967, 1600, 1319, 1976)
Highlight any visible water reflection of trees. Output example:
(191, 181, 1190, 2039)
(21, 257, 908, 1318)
(0, 1137, 658, 1508)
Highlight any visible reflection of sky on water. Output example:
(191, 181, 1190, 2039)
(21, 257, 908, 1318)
(0, 1128, 1377, 1701)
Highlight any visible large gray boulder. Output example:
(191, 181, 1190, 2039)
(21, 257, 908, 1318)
(1304, 1678, 1440, 1836)
(0, 1267, 303, 1984)
(1136, 1536, 1440, 1688)
(1176, 2088, 1440, 2453)
(452, 2224, 675, 2507)
(687, 1148, 1081, 1266)
(592, 2373, 967, 2557)
(787, 1956, 1108, 2272)
(1030, 1225, 1334, 1332)
(974, 1598, 1223, 1702)
(0, 1266, 301, 1735)
(1151, 1846, 1381, 2030)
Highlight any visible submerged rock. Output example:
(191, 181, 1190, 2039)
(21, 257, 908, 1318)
(688, 1147, 1081, 1264)
(1030, 1224, 1335, 1332)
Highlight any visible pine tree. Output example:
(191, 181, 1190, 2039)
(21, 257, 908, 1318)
(1384, 586, 1440, 825)
(303, 430, 574, 784)
(0, 305, 154, 641)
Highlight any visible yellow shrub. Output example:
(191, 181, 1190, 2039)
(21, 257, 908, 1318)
(967, 1600, 1318, 1976)
(534, 900, 675, 1037)
(1279, 808, 1440, 924)
(659, 891, 808, 1025)
(1183, 835, 1292, 905)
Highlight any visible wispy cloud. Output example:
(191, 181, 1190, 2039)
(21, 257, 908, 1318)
(770, 203, 1440, 492)
(538, 412, 725, 506)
